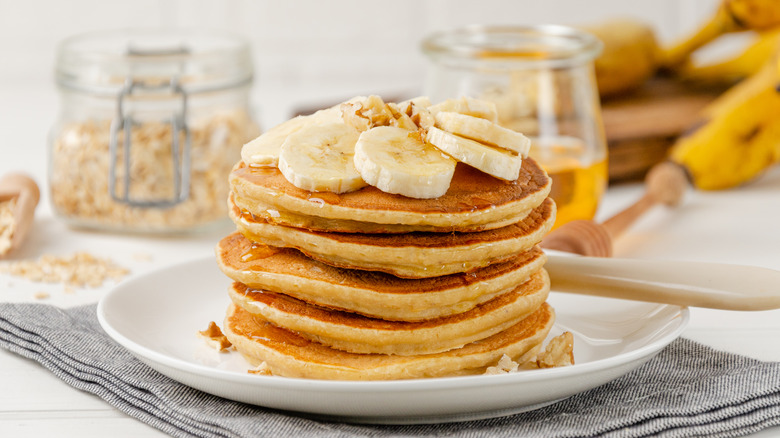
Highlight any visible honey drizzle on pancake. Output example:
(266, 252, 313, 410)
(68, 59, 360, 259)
(240, 243, 280, 262)
(233, 160, 549, 214)
(248, 317, 312, 348)
(307, 192, 341, 205)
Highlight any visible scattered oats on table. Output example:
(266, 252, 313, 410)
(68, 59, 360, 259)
(33, 291, 50, 300)
(132, 252, 153, 262)
(0, 251, 130, 288)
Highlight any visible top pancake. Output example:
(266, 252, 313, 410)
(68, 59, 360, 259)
(230, 157, 551, 233)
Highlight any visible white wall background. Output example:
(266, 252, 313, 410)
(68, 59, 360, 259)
(0, 0, 753, 264)
(0, 0, 728, 129)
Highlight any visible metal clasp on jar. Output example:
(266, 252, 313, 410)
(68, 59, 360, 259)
(108, 76, 191, 208)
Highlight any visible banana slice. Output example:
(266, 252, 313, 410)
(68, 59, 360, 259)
(278, 123, 367, 193)
(428, 97, 499, 122)
(426, 126, 522, 181)
(241, 107, 342, 167)
(434, 111, 531, 156)
(354, 126, 456, 199)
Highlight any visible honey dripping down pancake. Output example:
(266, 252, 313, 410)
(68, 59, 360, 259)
(227, 269, 550, 356)
(216, 232, 547, 321)
(213, 95, 572, 380)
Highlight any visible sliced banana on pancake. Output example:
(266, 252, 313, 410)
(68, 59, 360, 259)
(426, 126, 523, 181)
(434, 111, 531, 156)
(241, 107, 343, 167)
(428, 96, 499, 122)
(278, 123, 367, 193)
(354, 126, 456, 199)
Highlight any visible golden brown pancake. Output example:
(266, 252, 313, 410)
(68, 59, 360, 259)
(216, 232, 547, 321)
(231, 193, 532, 234)
(230, 197, 556, 278)
(227, 269, 549, 355)
(230, 158, 551, 233)
(223, 302, 555, 380)
(218, 97, 571, 380)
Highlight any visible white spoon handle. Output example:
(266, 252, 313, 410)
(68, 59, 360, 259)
(545, 254, 780, 311)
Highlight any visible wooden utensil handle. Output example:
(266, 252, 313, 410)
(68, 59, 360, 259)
(541, 220, 613, 257)
(0, 173, 40, 204)
(546, 254, 780, 311)
(542, 162, 689, 257)
(0, 173, 40, 255)
(602, 162, 688, 238)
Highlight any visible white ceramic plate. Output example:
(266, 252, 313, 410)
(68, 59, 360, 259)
(97, 256, 689, 424)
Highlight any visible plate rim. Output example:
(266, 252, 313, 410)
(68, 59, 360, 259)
(97, 255, 689, 401)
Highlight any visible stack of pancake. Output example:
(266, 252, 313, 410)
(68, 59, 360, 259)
(215, 96, 561, 380)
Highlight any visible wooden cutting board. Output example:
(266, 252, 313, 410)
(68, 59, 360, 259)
(602, 77, 724, 181)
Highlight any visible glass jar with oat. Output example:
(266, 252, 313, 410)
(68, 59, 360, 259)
(50, 29, 259, 233)
(422, 25, 607, 230)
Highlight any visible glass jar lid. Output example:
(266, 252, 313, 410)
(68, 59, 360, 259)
(56, 28, 253, 95)
(422, 25, 602, 69)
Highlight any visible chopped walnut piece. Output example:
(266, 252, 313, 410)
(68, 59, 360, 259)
(483, 332, 575, 375)
(537, 332, 575, 369)
(398, 99, 434, 131)
(247, 362, 273, 376)
(341, 95, 398, 131)
(198, 321, 233, 352)
(484, 354, 520, 375)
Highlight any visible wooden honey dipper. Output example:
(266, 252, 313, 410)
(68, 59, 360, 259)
(542, 161, 689, 257)
(0, 173, 40, 258)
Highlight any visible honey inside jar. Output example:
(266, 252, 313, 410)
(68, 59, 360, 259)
(422, 25, 608, 232)
(530, 138, 607, 231)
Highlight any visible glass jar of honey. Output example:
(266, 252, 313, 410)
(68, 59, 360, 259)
(50, 29, 259, 233)
(422, 25, 608, 230)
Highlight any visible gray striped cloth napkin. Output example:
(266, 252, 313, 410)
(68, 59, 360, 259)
(0, 302, 779, 438)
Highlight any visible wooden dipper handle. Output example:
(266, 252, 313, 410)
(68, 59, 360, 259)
(541, 219, 614, 257)
(601, 161, 688, 238)
(0, 173, 40, 256)
(542, 162, 689, 257)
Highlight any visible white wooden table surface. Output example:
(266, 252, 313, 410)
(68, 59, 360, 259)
(1, 84, 779, 437)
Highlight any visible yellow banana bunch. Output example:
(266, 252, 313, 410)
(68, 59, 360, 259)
(669, 60, 780, 189)
(661, 0, 780, 69)
(677, 27, 780, 85)
(583, 19, 660, 97)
